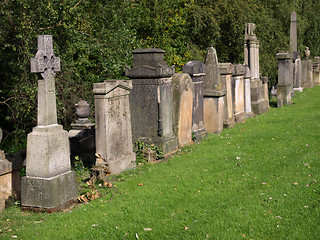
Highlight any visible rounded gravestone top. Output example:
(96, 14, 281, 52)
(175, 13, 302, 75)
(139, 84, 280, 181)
(132, 48, 165, 54)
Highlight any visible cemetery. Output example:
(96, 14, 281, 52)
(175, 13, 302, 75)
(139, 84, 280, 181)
(0, 1, 320, 239)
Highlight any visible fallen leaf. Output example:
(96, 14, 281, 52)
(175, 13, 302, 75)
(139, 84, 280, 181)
(184, 226, 189, 230)
(143, 228, 152, 231)
(138, 183, 143, 186)
(293, 182, 298, 186)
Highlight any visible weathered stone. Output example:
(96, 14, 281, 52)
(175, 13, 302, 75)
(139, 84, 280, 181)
(244, 23, 269, 115)
(290, 11, 297, 53)
(293, 53, 303, 92)
(219, 63, 235, 128)
(93, 80, 136, 174)
(22, 35, 77, 210)
(172, 73, 194, 147)
(183, 61, 207, 140)
(313, 57, 320, 85)
(126, 49, 178, 156)
(125, 48, 175, 78)
(302, 55, 313, 89)
(244, 65, 254, 118)
(276, 52, 293, 107)
(68, 100, 95, 154)
(232, 64, 246, 123)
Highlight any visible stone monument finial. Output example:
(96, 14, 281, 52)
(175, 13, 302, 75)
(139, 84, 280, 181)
(305, 47, 310, 59)
(245, 23, 257, 40)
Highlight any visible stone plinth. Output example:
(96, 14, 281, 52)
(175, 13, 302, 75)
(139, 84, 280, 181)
(203, 47, 226, 134)
(276, 52, 293, 107)
(126, 48, 178, 156)
(93, 80, 136, 174)
(183, 61, 207, 141)
(232, 64, 246, 123)
(313, 57, 320, 85)
(68, 100, 95, 154)
(172, 74, 194, 147)
(219, 63, 235, 128)
(21, 35, 77, 210)
(302, 59, 313, 88)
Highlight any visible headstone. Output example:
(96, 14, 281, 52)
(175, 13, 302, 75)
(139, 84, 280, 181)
(172, 73, 194, 147)
(68, 100, 95, 154)
(290, 11, 297, 53)
(244, 65, 254, 117)
(313, 57, 320, 85)
(276, 52, 293, 107)
(183, 61, 207, 140)
(21, 35, 77, 211)
(219, 63, 235, 128)
(93, 80, 136, 174)
(293, 53, 303, 92)
(301, 47, 313, 88)
(244, 23, 269, 114)
(203, 47, 226, 133)
(232, 64, 246, 123)
(126, 48, 178, 156)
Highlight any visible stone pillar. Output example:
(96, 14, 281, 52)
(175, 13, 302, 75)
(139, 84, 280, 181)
(313, 57, 320, 85)
(21, 35, 77, 210)
(68, 100, 95, 154)
(276, 52, 293, 107)
(232, 64, 246, 123)
(302, 47, 313, 88)
(219, 63, 235, 128)
(244, 65, 254, 118)
(203, 47, 226, 134)
(182, 61, 207, 141)
(126, 48, 178, 156)
(171, 74, 194, 147)
(93, 80, 136, 174)
(293, 52, 303, 92)
(244, 23, 269, 115)
(290, 11, 297, 53)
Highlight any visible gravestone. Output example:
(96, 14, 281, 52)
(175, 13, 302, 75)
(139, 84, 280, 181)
(290, 11, 297, 53)
(232, 64, 246, 123)
(244, 23, 269, 115)
(276, 52, 293, 107)
(244, 65, 254, 117)
(68, 100, 95, 154)
(126, 49, 178, 156)
(21, 35, 77, 210)
(203, 47, 226, 133)
(219, 63, 235, 128)
(293, 53, 303, 92)
(301, 47, 313, 88)
(182, 61, 207, 140)
(313, 57, 320, 85)
(93, 80, 136, 174)
(171, 73, 194, 147)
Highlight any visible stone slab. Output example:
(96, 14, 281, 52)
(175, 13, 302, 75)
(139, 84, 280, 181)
(204, 97, 224, 133)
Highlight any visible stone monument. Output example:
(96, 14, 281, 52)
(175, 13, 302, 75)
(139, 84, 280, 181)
(244, 65, 254, 117)
(290, 11, 297, 53)
(232, 64, 246, 123)
(182, 61, 207, 140)
(301, 47, 313, 88)
(313, 57, 320, 85)
(93, 80, 136, 174)
(276, 52, 293, 107)
(203, 47, 226, 134)
(171, 73, 194, 147)
(21, 35, 77, 210)
(68, 100, 95, 154)
(126, 49, 178, 156)
(244, 23, 269, 114)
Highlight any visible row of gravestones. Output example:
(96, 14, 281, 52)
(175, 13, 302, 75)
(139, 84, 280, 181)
(276, 11, 320, 107)
(0, 22, 270, 212)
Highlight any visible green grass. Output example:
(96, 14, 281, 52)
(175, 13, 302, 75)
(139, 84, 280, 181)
(1, 87, 320, 240)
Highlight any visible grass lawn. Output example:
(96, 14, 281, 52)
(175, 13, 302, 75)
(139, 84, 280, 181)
(1, 87, 320, 240)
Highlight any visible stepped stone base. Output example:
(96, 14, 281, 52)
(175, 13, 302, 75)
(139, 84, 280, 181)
(21, 171, 78, 210)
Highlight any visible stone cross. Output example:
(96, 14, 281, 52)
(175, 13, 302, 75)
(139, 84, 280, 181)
(30, 35, 60, 126)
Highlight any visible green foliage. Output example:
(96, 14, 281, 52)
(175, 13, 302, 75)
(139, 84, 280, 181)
(135, 141, 164, 164)
(0, 0, 320, 151)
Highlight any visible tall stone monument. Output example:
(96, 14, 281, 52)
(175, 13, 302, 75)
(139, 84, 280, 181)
(126, 49, 178, 156)
(276, 52, 293, 107)
(182, 61, 207, 140)
(302, 47, 313, 88)
(244, 23, 269, 115)
(290, 11, 297, 53)
(21, 35, 77, 210)
(93, 80, 136, 174)
(203, 47, 226, 134)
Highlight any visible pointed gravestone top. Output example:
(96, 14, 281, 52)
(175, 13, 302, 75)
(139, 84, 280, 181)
(203, 47, 225, 96)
